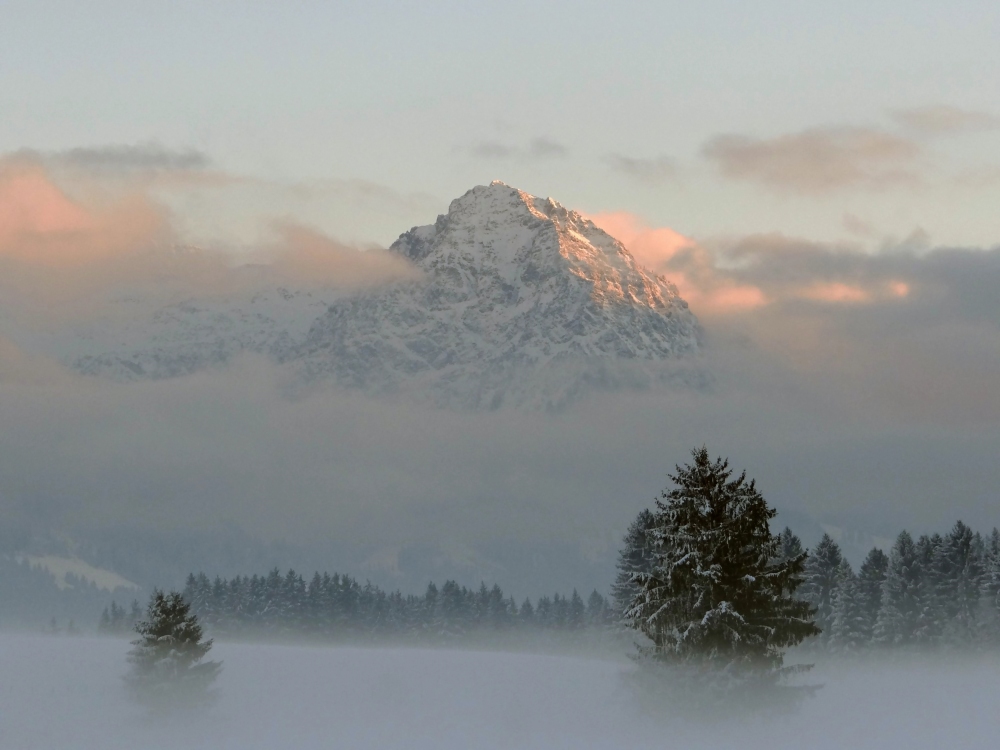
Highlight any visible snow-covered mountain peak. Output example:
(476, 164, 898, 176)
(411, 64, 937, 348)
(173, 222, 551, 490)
(393, 182, 681, 313)
(297, 183, 702, 408)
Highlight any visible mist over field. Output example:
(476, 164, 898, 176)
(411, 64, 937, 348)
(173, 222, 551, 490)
(3, 633, 998, 750)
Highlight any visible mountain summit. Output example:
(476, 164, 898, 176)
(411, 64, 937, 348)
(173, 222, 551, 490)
(296, 182, 700, 408)
(70, 182, 701, 408)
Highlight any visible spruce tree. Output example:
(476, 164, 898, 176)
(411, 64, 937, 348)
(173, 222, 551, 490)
(568, 590, 586, 630)
(857, 547, 889, 638)
(776, 527, 805, 565)
(936, 521, 984, 647)
(125, 590, 222, 712)
(913, 534, 944, 646)
(801, 533, 844, 643)
(625, 447, 818, 691)
(874, 531, 921, 647)
(979, 529, 1000, 645)
(612, 509, 655, 623)
(586, 590, 609, 628)
(518, 598, 535, 628)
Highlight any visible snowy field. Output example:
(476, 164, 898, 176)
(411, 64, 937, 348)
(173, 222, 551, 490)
(2, 634, 998, 750)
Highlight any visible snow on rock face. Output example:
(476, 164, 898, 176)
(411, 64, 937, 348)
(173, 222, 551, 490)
(72, 283, 336, 381)
(69, 183, 701, 409)
(296, 182, 701, 409)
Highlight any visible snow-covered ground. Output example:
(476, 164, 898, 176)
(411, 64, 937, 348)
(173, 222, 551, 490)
(2, 634, 998, 749)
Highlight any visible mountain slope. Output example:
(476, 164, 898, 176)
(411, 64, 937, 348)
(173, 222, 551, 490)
(72, 280, 334, 380)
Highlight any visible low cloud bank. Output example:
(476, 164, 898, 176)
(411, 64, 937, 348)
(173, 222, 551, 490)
(0, 151, 418, 328)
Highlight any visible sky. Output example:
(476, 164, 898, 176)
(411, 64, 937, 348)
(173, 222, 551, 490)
(2, 1, 999, 247)
(1, 1, 999, 594)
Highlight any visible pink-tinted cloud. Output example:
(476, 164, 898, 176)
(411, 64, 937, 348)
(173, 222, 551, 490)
(587, 211, 930, 342)
(0, 154, 417, 327)
(262, 222, 420, 288)
(0, 158, 169, 269)
(587, 211, 769, 315)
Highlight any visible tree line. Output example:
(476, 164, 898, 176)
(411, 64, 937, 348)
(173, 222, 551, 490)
(795, 523, 1000, 651)
(166, 570, 616, 643)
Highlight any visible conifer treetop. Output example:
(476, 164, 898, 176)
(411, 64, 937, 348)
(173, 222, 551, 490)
(626, 446, 819, 680)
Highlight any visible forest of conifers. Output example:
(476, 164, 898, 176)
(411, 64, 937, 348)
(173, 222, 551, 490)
(96, 520, 1000, 652)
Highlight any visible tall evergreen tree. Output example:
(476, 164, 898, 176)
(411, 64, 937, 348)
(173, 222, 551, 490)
(625, 447, 818, 688)
(612, 509, 655, 622)
(857, 547, 889, 639)
(567, 590, 586, 630)
(875, 531, 921, 647)
(913, 534, 944, 646)
(801, 533, 844, 642)
(979, 529, 1000, 644)
(518, 597, 535, 628)
(586, 590, 610, 627)
(125, 590, 221, 712)
(935, 521, 984, 647)
(776, 527, 805, 565)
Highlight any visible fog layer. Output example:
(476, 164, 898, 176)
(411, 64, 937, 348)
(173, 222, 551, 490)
(3, 635, 998, 750)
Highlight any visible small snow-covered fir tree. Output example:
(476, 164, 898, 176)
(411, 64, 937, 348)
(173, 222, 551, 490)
(801, 533, 844, 643)
(586, 590, 610, 628)
(611, 508, 655, 623)
(625, 447, 819, 696)
(125, 590, 222, 713)
(776, 528, 805, 566)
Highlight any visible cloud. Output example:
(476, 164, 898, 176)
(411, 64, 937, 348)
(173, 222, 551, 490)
(471, 141, 515, 159)
(0, 155, 169, 268)
(261, 222, 420, 288)
(0, 154, 418, 327)
(842, 213, 878, 238)
(470, 137, 568, 160)
(606, 154, 677, 184)
(588, 212, 768, 315)
(702, 127, 921, 192)
(52, 143, 211, 173)
(891, 105, 1000, 136)
(526, 137, 568, 159)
